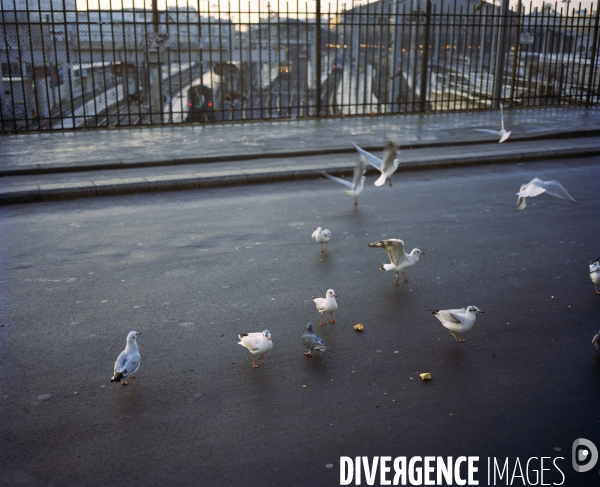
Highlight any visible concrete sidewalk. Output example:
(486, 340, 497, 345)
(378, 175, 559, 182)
(1, 106, 599, 205)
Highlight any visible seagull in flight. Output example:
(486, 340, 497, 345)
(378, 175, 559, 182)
(321, 153, 367, 205)
(368, 239, 424, 283)
(475, 105, 511, 143)
(430, 306, 484, 342)
(353, 140, 400, 187)
(515, 178, 577, 210)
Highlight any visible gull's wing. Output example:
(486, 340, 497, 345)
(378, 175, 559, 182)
(499, 130, 511, 143)
(115, 350, 140, 376)
(369, 239, 407, 267)
(353, 143, 383, 171)
(517, 179, 546, 198)
(381, 140, 398, 174)
(114, 350, 128, 375)
(313, 297, 326, 312)
(238, 333, 263, 353)
(435, 309, 466, 324)
(351, 156, 368, 191)
(540, 180, 577, 203)
(474, 128, 502, 136)
(322, 171, 353, 189)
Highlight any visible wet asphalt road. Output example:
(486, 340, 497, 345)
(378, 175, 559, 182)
(0, 157, 599, 487)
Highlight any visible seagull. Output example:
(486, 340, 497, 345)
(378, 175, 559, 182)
(313, 289, 339, 326)
(593, 331, 600, 351)
(238, 330, 273, 368)
(353, 140, 400, 187)
(590, 255, 600, 295)
(430, 306, 484, 342)
(321, 153, 367, 205)
(111, 331, 142, 386)
(301, 322, 331, 356)
(368, 239, 424, 283)
(515, 178, 577, 210)
(312, 227, 332, 252)
(475, 105, 511, 143)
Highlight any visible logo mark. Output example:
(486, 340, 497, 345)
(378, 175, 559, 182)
(572, 438, 598, 473)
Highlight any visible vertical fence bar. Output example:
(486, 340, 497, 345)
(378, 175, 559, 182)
(228, 0, 235, 121)
(23, 2, 30, 128)
(419, 0, 431, 112)
(492, 0, 509, 107)
(304, 0, 310, 117)
(1, 5, 17, 129)
(315, 0, 322, 116)
(586, 3, 600, 105)
(509, 0, 522, 106)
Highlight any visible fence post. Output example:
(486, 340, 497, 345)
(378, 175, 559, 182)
(492, 0, 509, 108)
(149, 0, 162, 124)
(419, 0, 431, 112)
(315, 0, 322, 116)
(586, 6, 600, 106)
(509, 0, 522, 105)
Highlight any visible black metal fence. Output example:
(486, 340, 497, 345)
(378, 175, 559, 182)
(1, 0, 599, 132)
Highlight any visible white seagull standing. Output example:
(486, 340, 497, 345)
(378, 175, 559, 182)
(475, 105, 511, 143)
(589, 255, 600, 295)
(368, 239, 424, 283)
(111, 331, 142, 386)
(238, 330, 273, 368)
(301, 322, 331, 356)
(311, 227, 332, 252)
(353, 140, 400, 187)
(313, 289, 339, 326)
(430, 306, 484, 342)
(321, 153, 367, 205)
(515, 178, 577, 211)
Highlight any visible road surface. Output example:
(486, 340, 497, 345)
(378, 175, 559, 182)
(0, 157, 599, 486)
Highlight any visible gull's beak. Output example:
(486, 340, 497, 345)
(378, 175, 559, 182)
(421, 252, 426, 255)
(137, 332, 143, 335)
(335, 294, 339, 297)
(479, 310, 484, 314)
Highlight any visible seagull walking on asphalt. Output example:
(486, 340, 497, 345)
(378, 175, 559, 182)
(430, 306, 484, 342)
(321, 153, 367, 205)
(475, 105, 511, 143)
(313, 289, 339, 326)
(589, 256, 600, 295)
(368, 239, 424, 283)
(111, 331, 142, 386)
(301, 322, 331, 356)
(238, 330, 273, 368)
(353, 140, 400, 187)
(312, 227, 332, 252)
(515, 178, 577, 210)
